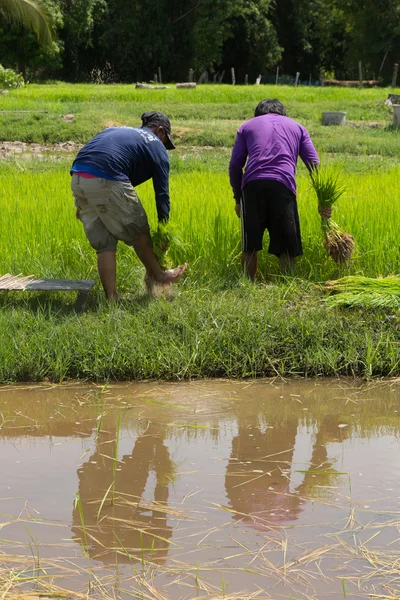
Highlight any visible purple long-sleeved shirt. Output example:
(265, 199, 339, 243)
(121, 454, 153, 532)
(229, 114, 319, 201)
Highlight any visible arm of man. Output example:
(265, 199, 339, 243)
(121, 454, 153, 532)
(299, 128, 332, 219)
(229, 128, 248, 216)
(152, 156, 170, 222)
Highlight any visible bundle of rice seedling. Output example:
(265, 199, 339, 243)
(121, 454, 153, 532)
(324, 275, 400, 309)
(151, 222, 184, 268)
(310, 166, 355, 264)
(145, 223, 187, 295)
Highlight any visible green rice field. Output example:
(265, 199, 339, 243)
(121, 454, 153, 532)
(1, 84, 400, 381)
(1, 164, 400, 285)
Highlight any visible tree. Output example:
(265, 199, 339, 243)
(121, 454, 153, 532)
(0, 0, 53, 45)
(336, 0, 400, 82)
(272, 0, 347, 79)
(0, 0, 62, 79)
(220, 0, 281, 81)
(58, 0, 107, 81)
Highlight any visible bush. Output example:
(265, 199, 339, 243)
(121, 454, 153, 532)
(0, 64, 24, 89)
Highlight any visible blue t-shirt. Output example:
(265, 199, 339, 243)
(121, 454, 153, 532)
(71, 127, 170, 221)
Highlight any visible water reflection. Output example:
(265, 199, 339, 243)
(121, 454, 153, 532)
(72, 422, 174, 564)
(1, 381, 400, 599)
(225, 413, 348, 527)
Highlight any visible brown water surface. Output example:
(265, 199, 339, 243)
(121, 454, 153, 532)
(0, 379, 399, 599)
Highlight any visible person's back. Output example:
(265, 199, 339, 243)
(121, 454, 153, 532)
(230, 113, 318, 198)
(73, 126, 168, 188)
(229, 98, 321, 280)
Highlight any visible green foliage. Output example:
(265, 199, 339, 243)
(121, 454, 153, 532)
(0, 0, 54, 46)
(0, 64, 24, 88)
(1, 0, 400, 81)
(336, 0, 400, 82)
(0, 0, 63, 79)
(221, 0, 281, 78)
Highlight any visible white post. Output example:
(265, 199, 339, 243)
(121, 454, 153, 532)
(358, 61, 363, 87)
(392, 104, 400, 126)
(231, 67, 236, 85)
(276, 66, 279, 85)
(158, 66, 162, 84)
(188, 68, 194, 83)
(244, 74, 248, 85)
(294, 72, 300, 87)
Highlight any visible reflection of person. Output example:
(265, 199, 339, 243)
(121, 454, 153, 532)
(71, 112, 187, 301)
(225, 415, 346, 528)
(72, 423, 174, 565)
(225, 420, 303, 527)
(229, 99, 328, 279)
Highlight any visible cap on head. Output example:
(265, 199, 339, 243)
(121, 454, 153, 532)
(141, 111, 176, 149)
(254, 99, 287, 117)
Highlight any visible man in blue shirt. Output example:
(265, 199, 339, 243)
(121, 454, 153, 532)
(71, 112, 187, 301)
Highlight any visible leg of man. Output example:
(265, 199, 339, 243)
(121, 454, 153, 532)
(264, 181, 302, 274)
(97, 252, 118, 301)
(101, 183, 187, 285)
(279, 251, 295, 275)
(242, 251, 258, 281)
(133, 233, 187, 284)
(71, 175, 119, 301)
(241, 182, 267, 280)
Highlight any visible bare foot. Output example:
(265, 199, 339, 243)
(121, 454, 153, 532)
(144, 273, 174, 298)
(157, 263, 187, 284)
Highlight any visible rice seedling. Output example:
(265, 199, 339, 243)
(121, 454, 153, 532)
(324, 275, 400, 309)
(151, 222, 187, 270)
(310, 165, 355, 264)
(74, 492, 88, 555)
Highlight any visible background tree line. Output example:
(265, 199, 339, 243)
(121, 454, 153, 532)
(0, 0, 399, 84)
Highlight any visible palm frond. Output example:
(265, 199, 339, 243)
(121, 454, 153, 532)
(0, 0, 53, 46)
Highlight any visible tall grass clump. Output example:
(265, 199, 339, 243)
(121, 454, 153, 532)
(310, 165, 355, 264)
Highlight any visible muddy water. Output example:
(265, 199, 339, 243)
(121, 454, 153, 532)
(0, 380, 399, 599)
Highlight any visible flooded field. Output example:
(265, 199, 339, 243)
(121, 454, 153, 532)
(0, 379, 399, 599)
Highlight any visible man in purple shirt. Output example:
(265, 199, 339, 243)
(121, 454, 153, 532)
(229, 99, 330, 279)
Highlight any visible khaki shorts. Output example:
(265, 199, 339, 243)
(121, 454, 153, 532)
(71, 175, 150, 253)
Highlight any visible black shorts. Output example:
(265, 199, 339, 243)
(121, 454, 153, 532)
(241, 179, 303, 257)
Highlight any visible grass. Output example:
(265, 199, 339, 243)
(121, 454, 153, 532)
(0, 83, 398, 147)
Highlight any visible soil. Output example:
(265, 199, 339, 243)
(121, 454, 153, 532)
(0, 140, 82, 157)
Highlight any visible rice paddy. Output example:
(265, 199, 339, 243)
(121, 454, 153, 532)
(1, 83, 400, 380)
(0, 380, 400, 599)
(1, 161, 400, 285)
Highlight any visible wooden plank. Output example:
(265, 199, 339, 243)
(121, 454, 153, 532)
(0, 275, 95, 311)
(0, 275, 95, 292)
(25, 279, 95, 291)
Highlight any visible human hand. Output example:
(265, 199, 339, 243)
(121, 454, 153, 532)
(235, 203, 241, 218)
(318, 206, 332, 219)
